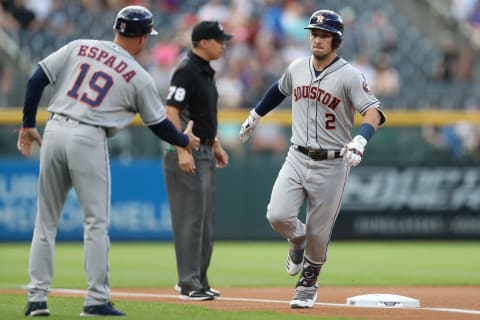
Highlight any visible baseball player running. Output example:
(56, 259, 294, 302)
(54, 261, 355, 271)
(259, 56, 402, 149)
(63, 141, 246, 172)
(18, 5, 199, 317)
(240, 10, 386, 308)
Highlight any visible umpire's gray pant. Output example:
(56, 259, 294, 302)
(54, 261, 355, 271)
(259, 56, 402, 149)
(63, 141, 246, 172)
(163, 144, 216, 293)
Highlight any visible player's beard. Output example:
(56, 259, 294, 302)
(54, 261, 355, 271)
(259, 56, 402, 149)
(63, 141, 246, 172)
(312, 47, 334, 62)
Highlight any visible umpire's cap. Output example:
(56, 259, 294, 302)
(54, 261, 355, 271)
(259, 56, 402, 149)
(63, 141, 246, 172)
(191, 21, 232, 42)
(113, 5, 158, 37)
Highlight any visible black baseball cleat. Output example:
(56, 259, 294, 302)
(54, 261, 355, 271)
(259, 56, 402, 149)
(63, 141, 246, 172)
(205, 287, 221, 297)
(80, 301, 125, 316)
(176, 284, 220, 298)
(25, 301, 50, 317)
(179, 289, 214, 301)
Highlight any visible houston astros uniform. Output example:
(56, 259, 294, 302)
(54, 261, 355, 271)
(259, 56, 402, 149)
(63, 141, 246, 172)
(27, 38, 167, 305)
(269, 55, 384, 262)
(239, 9, 386, 309)
(19, 5, 195, 317)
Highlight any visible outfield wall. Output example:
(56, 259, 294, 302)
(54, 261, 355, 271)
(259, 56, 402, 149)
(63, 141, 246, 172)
(1, 160, 479, 241)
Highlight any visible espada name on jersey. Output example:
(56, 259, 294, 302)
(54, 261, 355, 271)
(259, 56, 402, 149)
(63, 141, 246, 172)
(77, 45, 136, 83)
(293, 85, 341, 110)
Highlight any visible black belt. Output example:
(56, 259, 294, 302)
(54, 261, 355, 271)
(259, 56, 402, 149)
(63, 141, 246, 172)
(48, 113, 103, 129)
(294, 145, 342, 161)
(200, 137, 215, 146)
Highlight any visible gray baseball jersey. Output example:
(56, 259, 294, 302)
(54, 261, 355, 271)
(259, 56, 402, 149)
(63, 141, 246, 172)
(278, 56, 384, 149)
(266, 56, 385, 265)
(40, 39, 166, 131)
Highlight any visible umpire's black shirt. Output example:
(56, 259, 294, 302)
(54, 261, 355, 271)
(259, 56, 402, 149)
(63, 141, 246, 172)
(166, 50, 218, 142)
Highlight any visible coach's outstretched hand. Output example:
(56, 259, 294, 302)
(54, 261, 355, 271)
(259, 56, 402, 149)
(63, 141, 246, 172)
(239, 109, 261, 143)
(184, 120, 200, 151)
(340, 135, 367, 167)
(17, 127, 42, 157)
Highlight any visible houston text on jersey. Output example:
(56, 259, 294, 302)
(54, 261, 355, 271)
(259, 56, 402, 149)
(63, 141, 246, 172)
(293, 85, 341, 110)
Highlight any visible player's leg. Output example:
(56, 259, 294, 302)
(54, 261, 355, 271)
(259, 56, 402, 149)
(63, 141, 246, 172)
(266, 160, 306, 245)
(291, 160, 348, 309)
(266, 151, 307, 276)
(28, 121, 71, 305)
(68, 125, 111, 306)
(304, 160, 348, 264)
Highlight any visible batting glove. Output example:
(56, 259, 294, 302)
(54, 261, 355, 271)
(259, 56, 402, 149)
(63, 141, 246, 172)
(340, 135, 367, 167)
(239, 109, 261, 143)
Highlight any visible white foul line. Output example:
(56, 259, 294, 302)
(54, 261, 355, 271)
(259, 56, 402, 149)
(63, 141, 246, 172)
(50, 288, 480, 316)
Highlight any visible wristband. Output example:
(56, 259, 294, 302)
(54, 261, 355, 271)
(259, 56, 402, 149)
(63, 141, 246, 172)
(357, 123, 375, 141)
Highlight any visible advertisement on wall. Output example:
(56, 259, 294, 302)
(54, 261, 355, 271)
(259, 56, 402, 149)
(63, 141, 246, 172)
(1, 161, 479, 240)
(0, 160, 172, 241)
(336, 166, 480, 239)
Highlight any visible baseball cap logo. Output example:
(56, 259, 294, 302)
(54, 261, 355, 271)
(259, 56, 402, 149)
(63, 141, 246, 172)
(120, 22, 126, 32)
(312, 14, 324, 24)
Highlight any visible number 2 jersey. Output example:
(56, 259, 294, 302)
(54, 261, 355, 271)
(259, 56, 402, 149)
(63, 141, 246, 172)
(278, 56, 386, 150)
(39, 39, 167, 133)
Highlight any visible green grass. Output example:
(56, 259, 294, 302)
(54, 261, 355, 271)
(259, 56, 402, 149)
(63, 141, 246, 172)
(1, 241, 479, 319)
(1, 294, 352, 320)
(2, 241, 479, 289)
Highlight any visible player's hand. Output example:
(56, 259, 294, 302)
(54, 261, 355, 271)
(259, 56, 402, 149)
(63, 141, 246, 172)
(340, 135, 367, 167)
(17, 127, 42, 157)
(239, 109, 261, 143)
(184, 120, 200, 151)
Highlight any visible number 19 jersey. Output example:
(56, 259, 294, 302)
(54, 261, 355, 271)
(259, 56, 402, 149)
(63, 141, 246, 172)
(39, 39, 166, 132)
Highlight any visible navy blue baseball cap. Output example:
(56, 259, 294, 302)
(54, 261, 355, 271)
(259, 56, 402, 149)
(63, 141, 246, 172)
(191, 21, 232, 42)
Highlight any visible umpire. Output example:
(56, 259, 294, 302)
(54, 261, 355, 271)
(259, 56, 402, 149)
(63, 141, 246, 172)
(163, 21, 231, 301)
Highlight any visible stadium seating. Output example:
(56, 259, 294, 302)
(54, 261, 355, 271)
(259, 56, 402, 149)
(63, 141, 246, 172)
(1, 0, 477, 110)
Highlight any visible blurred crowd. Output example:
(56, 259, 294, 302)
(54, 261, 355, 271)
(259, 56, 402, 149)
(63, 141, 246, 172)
(0, 0, 479, 158)
(448, 0, 480, 43)
(0, 0, 472, 107)
(0, 0, 475, 106)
